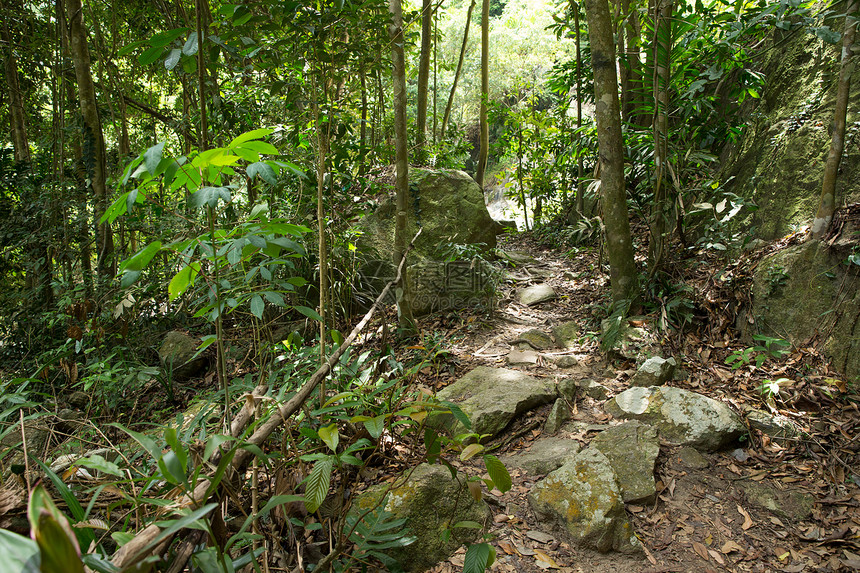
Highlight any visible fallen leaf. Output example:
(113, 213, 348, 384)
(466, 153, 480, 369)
(693, 541, 710, 561)
(534, 549, 560, 569)
(526, 530, 556, 544)
(498, 540, 519, 555)
(721, 540, 745, 554)
(515, 544, 536, 556)
(737, 504, 754, 530)
(708, 549, 725, 565)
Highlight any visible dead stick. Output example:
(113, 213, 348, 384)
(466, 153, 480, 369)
(112, 229, 421, 569)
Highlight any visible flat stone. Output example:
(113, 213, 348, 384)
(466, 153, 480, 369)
(630, 356, 676, 387)
(499, 250, 536, 265)
(746, 409, 800, 439)
(605, 386, 746, 452)
(516, 329, 556, 350)
(507, 348, 539, 365)
(528, 448, 641, 554)
(518, 284, 556, 306)
(738, 481, 815, 521)
(592, 421, 660, 505)
(501, 436, 581, 475)
(676, 446, 709, 470)
(553, 355, 579, 368)
(577, 379, 610, 401)
(545, 399, 571, 434)
(552, 321, 580, 348)
(435, 367, 557, 438)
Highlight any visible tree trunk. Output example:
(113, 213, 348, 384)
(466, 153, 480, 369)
(196, 0, 208, 150)
(389, 0, 416, 334)
(622, 0, 642, 122)
(416, 0, 433, 160)
(574, 0, 585, 216)
(476, 0, 490, 187)
(648, 0, 672, 271)
(585, 0, 638, 305)
(812, 0, 858, 238)
(359, 61, 368, 176)
(2, 20, 31, 164)
(440, 0, 476, 141)
(65, 0, 114, 277)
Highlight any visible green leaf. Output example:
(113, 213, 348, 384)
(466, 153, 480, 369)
(364, 415, 386, 440)
(28, 485, 84, 573)
(460, 443, 484, 461)
(0, 529, 40, 572)
(483, 454, 512, 493)
(190, 186, 231, 210)
(143, 142, 165, 174)
(238, 140, 278, 155)
(138, 45, 164, 66)
(120, 241, 162, 273)
(463, 543, 494, 573)
(229, 128, 274, 147)
(318, 423, 340, 452)
(440, 400, 472, 430)
(182, 33, 199, 55)
(295, 305, 322, 321)
(169, 262, 201, 301)
(77, 455, 123, 478)
(247, 162, 277, 185)
(250, 294, 264, 319)
(149, 28, 189, 49)
(249, 202, 268, 219)
(304, 458, 333, 513)
(117, 39, 146, 57)
(165, 48, 181, 70)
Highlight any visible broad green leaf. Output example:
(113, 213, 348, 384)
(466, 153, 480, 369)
(268, 222, 312, 236)
(304, 458, 333, 513)
(459, 443, 484, 461)
(138, 45, 164, 66)
(117, 39, 146, 57)
(101, 191, 131, 224)
(149, 28, 189, 49)
(249, 202, 268, 219)
(238, 140, 278, 155)
(108, 423, 161, 461)
(143, 142, 165, 174)
(28, 485, 84, 573)
(463, 543, 495, 573)
(263, 291, 285, 307)
(440, 400, 471, 430)
(250, 294, 264, 319)
(120, 241, 162, 273)
(169, 262, 201, 300)
(165, 48, 181, 70)
(189, 186, 231, 210)
(363, 415, 386, 440)
(318, 423, 339, 452)
(77, 455, 123, 477)
(182, 33, 199, 55)
(247, 161, 277, 184)
(209, 154, 241, 166)
(295, 305, 322, 321)
(0, 529, 39, 572)
(483, 454, 512, 493)
(229, 128, 274, 147)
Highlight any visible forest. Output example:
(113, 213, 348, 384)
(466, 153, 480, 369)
(1, 0, 859, 570)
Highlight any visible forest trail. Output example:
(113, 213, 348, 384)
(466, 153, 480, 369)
(411, 233, 860, 573)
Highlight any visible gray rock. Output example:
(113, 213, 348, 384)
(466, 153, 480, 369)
(67, 391, 90, 410)
(600, 321, 651, 359)
(592, 421, 659, 505)
(435, 367, 557, 438)
(518, 284, 556, 306)
(746, 409, 800, 439)
(55, 409, 84, 434)
(159, 331, 209, 381)
(501, 437, 581, 475)
(578, 379, 610, 401)
(738, 481, 814, 521)
(499, 250, 535, 265)
(515, 329, 556, 350)
(675, 446, 709, 470)
(630, 357, 677, 387)
(552, 321, 580, 348)
(557, 378, 578, 401)
(545, 399, 571, 434)
(528, 448, 641, 554)
(605, 386, 746, 452)
(352, 464, 490, 572)
(506, 348, 539, 366)
(553, 355, 580, 368)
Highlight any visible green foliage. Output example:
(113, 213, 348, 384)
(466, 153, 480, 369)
(726, 335, 791, 370)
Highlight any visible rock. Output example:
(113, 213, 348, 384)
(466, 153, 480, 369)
(553, 355, 579, 368)
(159, 331, 209, 381)
(67, 391, 90, 410)
(434, 367, 557, 438)
(506, 348, 539, 366)
(55, 409, 84, 434)
(515, 329, 555, 350)
(591, 421, 659, 505)
(552, 321, 580, 348)
(557, 378, 578, 401)
(352, 464, 490, 572)
(501, 437, 581, 475)
(605, 386, 746, 452)
(518, 284, 556, 306)
(630, 357, 676, 387)
(577, 379, 610, 401)
(738, 481, 815, 521)
(675, 446, 709, 470)
(356, 168, 501, 316)
(499, 250, 535, 265)
(2, 424, 49, 466)
(746, 409, 800, 439)
(528, 448, 641, 554)
(600, 321, 651, 359)
(544, 399, 571, 434)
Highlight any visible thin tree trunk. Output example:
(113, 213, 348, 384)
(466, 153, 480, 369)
(359, 61, 368, 176)
(812, 0, 858, 238)
(196, 0, 208, 150)
(573, 0, 585, 216)
(65, 0, 113, 277)
(2, 20, 30, 164)
(623, 0, 642, 121)
(440, 0, 475, 141)
(648, 0, 672, 271)
(476, 0, 490, 187)
(585, 0, 638, 305)
(416, 0, 433, 160)
(389, 0, 416, 334)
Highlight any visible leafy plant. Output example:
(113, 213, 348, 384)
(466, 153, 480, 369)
(725, 335, 791, 370)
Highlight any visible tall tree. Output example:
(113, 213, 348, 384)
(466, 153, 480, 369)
(416, 0, 433, 159)
(475, 0, 489, 187)
(440, 0, 475, 141)
(812, 0, 858, 238)
(648, 0, 672, 270)
(584, 0, 638, 305)
(1, 18, 30, 164)
(389, 0, 415, 333)
(65, 0, 114, 276)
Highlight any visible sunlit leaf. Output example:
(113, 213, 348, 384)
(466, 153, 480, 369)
(318, 423, 339, 452)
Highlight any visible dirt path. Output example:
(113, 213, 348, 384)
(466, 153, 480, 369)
(418, 234, 860, 573)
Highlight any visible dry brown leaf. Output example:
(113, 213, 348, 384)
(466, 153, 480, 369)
(708, 549, 725, 565)
(721, 540, 745, 554)
(498, 540, 519, 555)
(534, 549, 560, 570)
(737, 504, 754, 530)
(693, 541, 711, 561)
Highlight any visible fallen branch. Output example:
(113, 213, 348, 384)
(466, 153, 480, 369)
(112, 229, 421, 569)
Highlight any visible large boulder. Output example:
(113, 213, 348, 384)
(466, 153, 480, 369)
(352, 463, 490, 572)
(158, 331, 209, 381)
(743, 239, 860, 382)
(528, 448, 641, 554)
(434, 367, 558, 438)
(357, 168, 501, 315)
(591, 421, 660, 505)
(605, 386, 746, 452)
